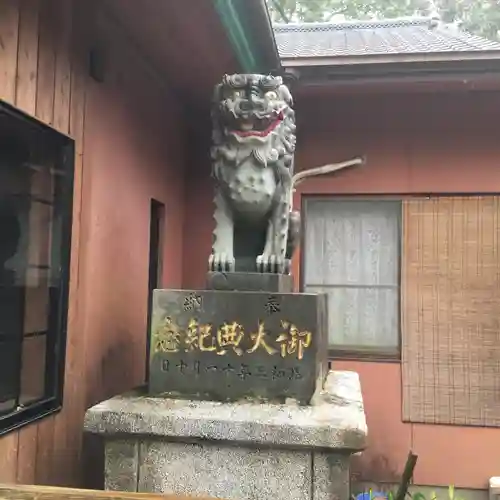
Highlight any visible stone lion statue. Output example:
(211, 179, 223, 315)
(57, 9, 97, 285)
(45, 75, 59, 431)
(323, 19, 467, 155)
(208, 73, 300, 275)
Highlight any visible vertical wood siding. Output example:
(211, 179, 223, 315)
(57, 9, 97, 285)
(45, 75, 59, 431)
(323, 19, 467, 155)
(0, 0, 89, 486)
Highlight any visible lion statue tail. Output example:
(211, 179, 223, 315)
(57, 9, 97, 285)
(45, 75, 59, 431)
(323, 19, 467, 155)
(285, 210, 301, 261)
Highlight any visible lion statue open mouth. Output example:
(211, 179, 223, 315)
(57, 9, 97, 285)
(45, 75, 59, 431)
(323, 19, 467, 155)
(225, 103, 285, 139)
(209, 73, 300, 275)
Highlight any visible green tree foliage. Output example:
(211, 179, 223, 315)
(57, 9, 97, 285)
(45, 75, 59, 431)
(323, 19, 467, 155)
(267, 0, 500, 41)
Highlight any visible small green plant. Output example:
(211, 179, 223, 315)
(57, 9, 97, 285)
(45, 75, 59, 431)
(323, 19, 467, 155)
(353, 485, 464, 500)
(410, 485, 465, 500)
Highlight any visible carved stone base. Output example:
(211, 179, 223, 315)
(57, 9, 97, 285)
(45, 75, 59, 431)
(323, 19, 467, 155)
(84, 371, 367, 500)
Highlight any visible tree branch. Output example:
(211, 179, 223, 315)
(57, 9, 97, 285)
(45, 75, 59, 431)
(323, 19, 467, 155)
(271, 0, 291, 23)
(327, 8, 351, 21)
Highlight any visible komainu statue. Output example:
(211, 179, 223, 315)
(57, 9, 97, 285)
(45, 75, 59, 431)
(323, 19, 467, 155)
(209, 74, 300, 275)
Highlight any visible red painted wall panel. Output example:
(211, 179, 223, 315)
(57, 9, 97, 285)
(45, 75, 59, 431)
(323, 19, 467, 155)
(80, 19, 186, 409)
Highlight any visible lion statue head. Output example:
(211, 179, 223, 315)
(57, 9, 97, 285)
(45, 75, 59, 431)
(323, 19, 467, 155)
(211, 74, 296, 169)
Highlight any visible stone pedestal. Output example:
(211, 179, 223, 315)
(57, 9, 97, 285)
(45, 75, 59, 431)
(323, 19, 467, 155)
(207, 272, 294, 292)
(84, 371, 367, 500)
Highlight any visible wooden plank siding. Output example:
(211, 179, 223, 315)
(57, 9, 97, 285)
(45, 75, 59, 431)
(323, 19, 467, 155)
(0, 0, 91, 487)
(0, 484, 221, 500)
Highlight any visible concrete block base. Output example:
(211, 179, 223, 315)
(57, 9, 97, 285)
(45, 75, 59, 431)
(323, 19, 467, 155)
(84, 371, 367, 500)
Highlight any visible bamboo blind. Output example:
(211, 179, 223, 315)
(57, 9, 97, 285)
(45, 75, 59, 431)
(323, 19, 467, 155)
(402, 196, 500, 426)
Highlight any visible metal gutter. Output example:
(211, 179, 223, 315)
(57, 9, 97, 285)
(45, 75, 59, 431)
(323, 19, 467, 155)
(281, 49, 500, 68)
(290, 57, 500, 89)
(245, 0, 282, 72)
(213, 0, 281, 73)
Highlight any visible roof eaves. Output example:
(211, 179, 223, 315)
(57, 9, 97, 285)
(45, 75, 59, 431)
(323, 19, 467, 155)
(433, 25, 500, 51)
(213, 0, 281, 74)
(242, 0, 282, 72)
(281, 49, 500, 68)
(286, 56, 500, 90)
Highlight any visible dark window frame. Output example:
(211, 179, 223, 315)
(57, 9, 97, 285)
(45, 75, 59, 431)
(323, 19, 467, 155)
(0, 99, 74, 436)
(300, 194, 402, 363)
(145, 199, 165, 382)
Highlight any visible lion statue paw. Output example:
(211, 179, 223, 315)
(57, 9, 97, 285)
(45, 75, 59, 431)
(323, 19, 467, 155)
(209, 253, 236, 273)
(256, 254, 291, 275)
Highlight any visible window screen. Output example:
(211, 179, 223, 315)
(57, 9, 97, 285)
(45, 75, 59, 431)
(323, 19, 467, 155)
(303, 198, 401, 356)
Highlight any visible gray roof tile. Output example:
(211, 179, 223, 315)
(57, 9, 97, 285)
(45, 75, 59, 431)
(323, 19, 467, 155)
(273, 17, 500, 58)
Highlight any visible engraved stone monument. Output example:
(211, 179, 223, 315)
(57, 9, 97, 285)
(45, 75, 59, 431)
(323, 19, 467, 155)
(148, 289, 327, 404)
(84, 74, 367, 500)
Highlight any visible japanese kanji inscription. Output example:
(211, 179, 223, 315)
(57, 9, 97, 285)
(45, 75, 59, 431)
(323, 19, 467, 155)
(148, 289, 328, 404)
(153, 316, 312, 359)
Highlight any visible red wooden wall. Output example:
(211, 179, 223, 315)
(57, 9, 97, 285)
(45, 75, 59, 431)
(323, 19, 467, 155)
(0, 0, 187, 487)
